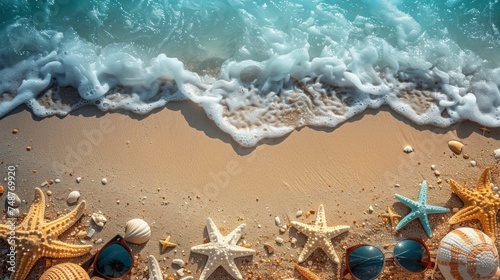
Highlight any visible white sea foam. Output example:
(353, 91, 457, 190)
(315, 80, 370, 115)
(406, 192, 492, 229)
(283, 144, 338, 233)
(0, 0, 499, 146)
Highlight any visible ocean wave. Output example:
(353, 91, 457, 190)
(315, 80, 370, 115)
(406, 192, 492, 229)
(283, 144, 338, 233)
(0, 0, 499, 146)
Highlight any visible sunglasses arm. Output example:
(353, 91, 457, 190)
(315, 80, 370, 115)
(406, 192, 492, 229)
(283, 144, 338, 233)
(80, 254, 97, 271)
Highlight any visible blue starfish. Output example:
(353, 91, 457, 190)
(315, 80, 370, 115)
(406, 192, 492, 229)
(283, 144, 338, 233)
(394, 181, 449, 237)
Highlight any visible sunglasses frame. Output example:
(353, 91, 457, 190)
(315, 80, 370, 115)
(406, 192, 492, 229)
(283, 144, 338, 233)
(81, 234, 134, 280)
(343, 238, 434, 280)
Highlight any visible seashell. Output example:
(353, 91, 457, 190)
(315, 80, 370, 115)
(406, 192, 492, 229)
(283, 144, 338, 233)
(148, 255, 163, 280)
(124, 218, 151, 244)
(437, 227, 500, 280)
(67, 191, 80, 204)
(40, 262, 90, 280)
(172, 258, 185, 267)
(448, 140, 464, 154)
(91, 212, 107, 227)
(403, 146, 414, 153)
(101, 178, 108, 185)
(494, 149, 500, 160)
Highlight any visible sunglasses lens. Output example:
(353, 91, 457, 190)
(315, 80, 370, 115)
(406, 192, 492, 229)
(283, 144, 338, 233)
(95, 243, 133, 278)
(348, 245, 384, 280)
(394, 239, 429, 272)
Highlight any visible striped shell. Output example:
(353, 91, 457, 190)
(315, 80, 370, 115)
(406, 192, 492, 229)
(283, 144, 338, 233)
(124, 218, 151, 244)
(40, 263, 90, 280)
(437, 227, 500, 280)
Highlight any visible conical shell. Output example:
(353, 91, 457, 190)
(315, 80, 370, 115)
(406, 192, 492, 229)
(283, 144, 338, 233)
(124, 218, 151, 244)
(437, 227, 499, 280)
(40, 263, 90, 280)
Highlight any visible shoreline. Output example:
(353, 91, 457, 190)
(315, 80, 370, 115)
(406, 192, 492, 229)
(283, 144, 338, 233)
(0, 103, 499, 279)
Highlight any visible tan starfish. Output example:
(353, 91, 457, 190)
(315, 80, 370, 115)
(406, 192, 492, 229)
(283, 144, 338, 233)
(291, 204, 350, 264)
(479, 126, 491, 136)
(0, 188, 92, 280)
(380, 205, 401, 230)
(159, 235, 176, 252)
(295, 264, 322, 280)
(448, 167, 500, 241)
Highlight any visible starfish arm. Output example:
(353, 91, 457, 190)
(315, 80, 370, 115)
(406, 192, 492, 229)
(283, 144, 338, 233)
(297, 237, 318, 263)
(221, 259, 244, 280)
(45, 201, 87, 237)
(225, 224, 246, 245)
(43, 240, 92, 259)
(19, 187, 46, 230)
(449, 206, 481, 225)
(418, 181, 428, 203)
(0, 223, 11, 238)
(325, 225, 350, 238)
(478, 211, 498, 241)
(291, 221, 313, 234)
(395, 211, 418, 231)
(315, 204, 327, 227)
(449, 179, 476, 202)
(394, 194, 419, 209)
(227, 245, 256, 258)
(319, 238, 341, 264)
(426, 205, 450, 214)
(206, 217, 224, 243)
(198, 256, 219, 280)
(418, 214, 433, 237)
(476, 167, 493, 192)
(190, 244, 215, 256)
(11, 251, 42, 280)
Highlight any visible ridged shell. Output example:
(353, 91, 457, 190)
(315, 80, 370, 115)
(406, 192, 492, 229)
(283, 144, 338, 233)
(124, 218, 151, 244)
(437, 227, 500, 280)
(40, 263, 90, 280)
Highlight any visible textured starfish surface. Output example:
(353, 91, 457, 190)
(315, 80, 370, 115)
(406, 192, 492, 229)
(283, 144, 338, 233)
(291, 204, 350, 264)
(190, 218, 255, 280)
(394, 181, 450, 237)
(147, 255, 163, 280)
(0, 187, 92, 280)
(380, 205, 401, 229)
(448, 167, 500, 241)
(295, 264, 322, 280)
(159, 235, 176, 252)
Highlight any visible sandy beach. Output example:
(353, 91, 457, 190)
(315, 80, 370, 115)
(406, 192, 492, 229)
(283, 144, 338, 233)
(0, 102, 499, 279)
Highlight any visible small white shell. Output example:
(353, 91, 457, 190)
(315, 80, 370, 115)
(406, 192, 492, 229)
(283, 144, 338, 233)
(91, 212, 107, 227)
(437, 227, 500, 280)
(40, 263, 90, 280)
(66, 191, 80, 204)
(124, 218, 151, 244)
(403, 146, 414, 153)
(172, 258, 185, 267)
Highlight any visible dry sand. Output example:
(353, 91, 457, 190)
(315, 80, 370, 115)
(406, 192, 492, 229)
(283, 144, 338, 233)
(0, 102, 499, 279)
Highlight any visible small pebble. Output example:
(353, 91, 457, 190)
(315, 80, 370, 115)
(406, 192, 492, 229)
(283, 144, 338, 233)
(77, 230, 88, 239)
(295, 210, 303, 217)
(6, 193, 21, 208)
(448, 140, 463, 154)
(291, 237, 297, 245)
(87, 228, 96, 238)
(264, 243, 274, 254)
(274, 216, 281, 226)
(94, 238, 103, 244)
(7, 208, 20, 218)
(176, 268, 185, 277)
(172, 259, 185, 267)
(394, 183, 401, 188)
(12, 128, 18, 134)
(367, 205, 374, 214)
(0, 185, 4, 195)
(101, 178, 108, 185)
(76, 177, 82, 183)
(494, 149, 500, 160)
(26, 146, 32, 151)
(452, 207, 459, 213)
(40, 181, 49, 188)
(275, 237, 284, 245)
(55, 178, 61, 183)
(46, 190, 52, 196)
(434, 170, 440, 176)
(430, 164, 436, 170)
(403, 146, 413, 153)
(493, 186, 499, 192)
(470, 160, 477, 167)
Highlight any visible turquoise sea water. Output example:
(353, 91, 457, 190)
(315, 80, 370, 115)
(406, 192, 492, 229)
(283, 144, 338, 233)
(0, 0, 499, 146)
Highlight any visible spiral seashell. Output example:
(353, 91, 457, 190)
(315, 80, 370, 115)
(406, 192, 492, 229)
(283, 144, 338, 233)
(124, 218, 151, 244)
(40, 262, 90, 280)
(437, 227, 500, 280)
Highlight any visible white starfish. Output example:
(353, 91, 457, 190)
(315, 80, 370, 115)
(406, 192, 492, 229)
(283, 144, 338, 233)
(147, 255, 163, 280)
(191, 218, 255, 280)
(291, 204, 350, 264)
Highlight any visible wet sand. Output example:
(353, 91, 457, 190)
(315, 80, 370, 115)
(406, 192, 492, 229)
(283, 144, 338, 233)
(0, 102, 499, 279)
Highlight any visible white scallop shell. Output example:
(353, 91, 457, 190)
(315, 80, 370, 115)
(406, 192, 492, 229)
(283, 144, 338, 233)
(40, 263, 90, 280)
(437, 227, 500, 280)
(124, 218, 151, 244)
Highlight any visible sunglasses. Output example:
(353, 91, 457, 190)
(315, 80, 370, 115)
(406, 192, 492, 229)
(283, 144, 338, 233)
(81, 234, 134, 279)
(343, 238, 434, 280)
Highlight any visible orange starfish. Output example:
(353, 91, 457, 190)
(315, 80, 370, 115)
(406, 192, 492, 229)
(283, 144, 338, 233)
(379, 205, 401, 230)
(448, 167, 500, 241)
(0, 188, 92, 280)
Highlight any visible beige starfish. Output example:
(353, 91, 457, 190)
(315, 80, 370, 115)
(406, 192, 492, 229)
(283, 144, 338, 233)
(159, 235, 176, 252)
(0, 187, 92, 280)
(380, 205, 401, 229)
(479, 126, 491, 136)
(295, 264, 322, 280)
(291, 204, 350, 264)
(449, 167, 500, 241)
(147, 255, 163, 280)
